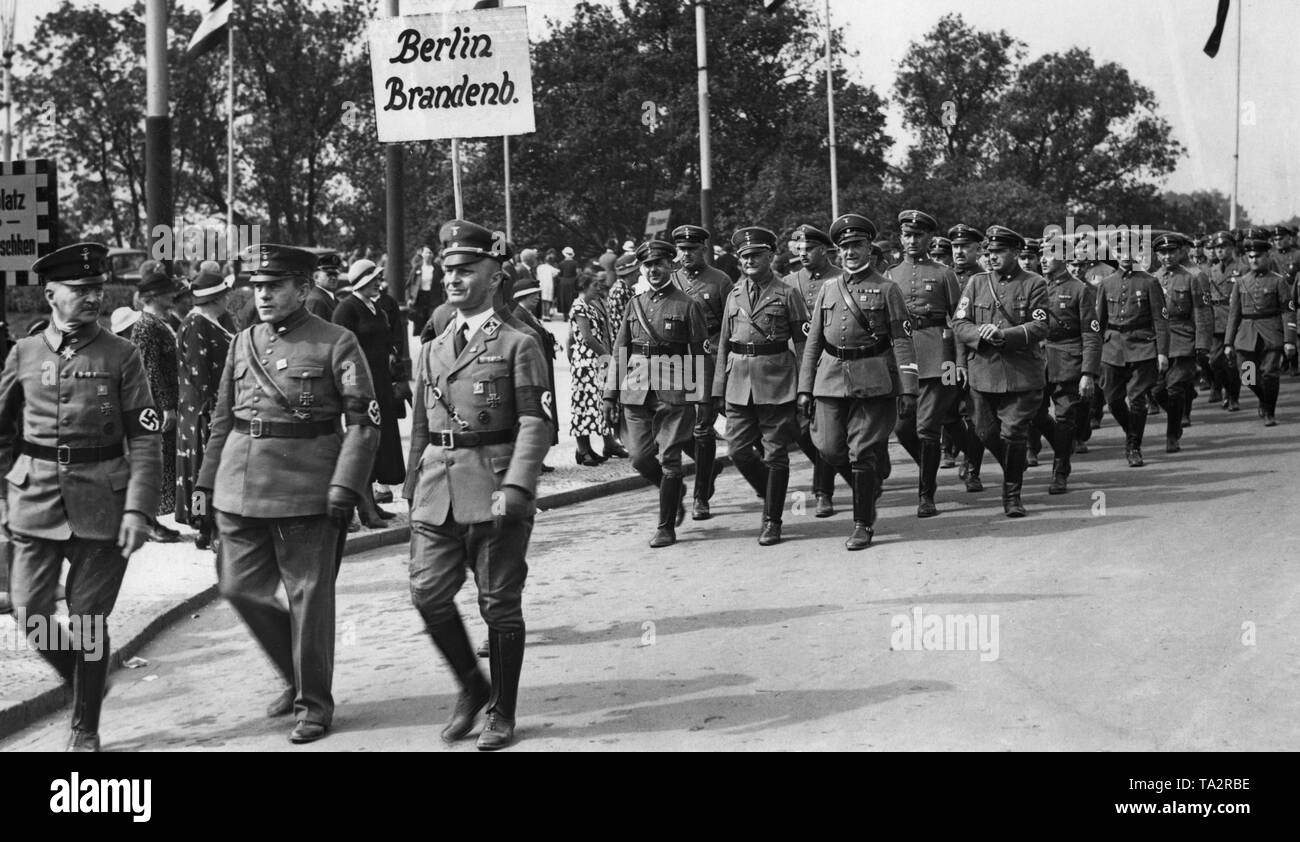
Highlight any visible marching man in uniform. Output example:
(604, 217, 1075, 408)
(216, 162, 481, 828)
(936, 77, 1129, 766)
(405, 220, 552, 750)
(196, 243, 380, 744)
(670, 224, 731, 519)
(1151, 232, 1213, 452)
(1226, 229, 1297, 426)
(713, 226, 810, 546)
(0, 243, 162, 751)
(605, 239, 714, 547)
(1094, 233, 1170, 466)
(799, 214, 918, 550)
(952, 226, 1049, 517)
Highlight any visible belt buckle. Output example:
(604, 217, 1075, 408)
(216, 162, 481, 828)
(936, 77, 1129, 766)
(743, 342, 756, 355)
(437, 430, 456, 449)
(56, 445, 71, 465)
(249, 418, 264, 438)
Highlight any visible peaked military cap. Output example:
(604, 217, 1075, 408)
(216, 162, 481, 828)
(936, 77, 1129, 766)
(897, 209, 938, 233)
(1208, 230, 1235, 247)
(636, 239, 677, 263)
(871, 239, 890, 256)
(731, 227, 777, 255)
(984, 226, 1025, 251)
(32, 242, 109, 285)
(671, 224, 711, 245)
(243, 243, 317, 280)
(790, 224, 832, 247)
(615, 253, 640, 276)
(1020, 238, 1042, 256)
(317, 251, 343, 271)
(1153, 232, 1190, 251)
(929, 236, 952, 256)
(1241, 228, 1273, 252)
(947, 224, 983, 245)
(829, 214, 878, 246)
(439, 219, 511, 267)
(1271, 224, 1297, 238)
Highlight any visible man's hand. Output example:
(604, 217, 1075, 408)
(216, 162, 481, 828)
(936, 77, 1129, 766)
(796, 393, 814, 420)
(1286, 344, 1298, 364)
(954, 366, 968, 386)
(977, 324, 1004, 344)
(162, 409, 177, 433)
(696, 401, 716, 428)
(1079, 374, 1096, 401)
(712, 396, 727, 417)
(602, 398, 619, 430)
(117, 511, 151, 559)
(898, 394, 917, 418)
(1195, 349, 1210, 367)
(1224, 346, 1236, 363)
(326, 485, 359, 527)
(191, 487, 214, 537)
(497, 485, 531, 521)
(1157, 353, 1169, 373)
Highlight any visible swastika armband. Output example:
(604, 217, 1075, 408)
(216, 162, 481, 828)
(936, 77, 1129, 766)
(518, 386, 553, 421)
(1031, 308, 1048, 322)
(343, 397, 381, 427)
(124, 406, 162, 437)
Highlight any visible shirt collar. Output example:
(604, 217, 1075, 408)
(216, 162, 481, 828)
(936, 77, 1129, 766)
(272, 305, 312, 335)
(456, 307, 495, 339)
(43, 319, 100, 352)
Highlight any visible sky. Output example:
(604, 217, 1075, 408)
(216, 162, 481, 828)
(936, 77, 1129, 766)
(14, 0, 1299, 223)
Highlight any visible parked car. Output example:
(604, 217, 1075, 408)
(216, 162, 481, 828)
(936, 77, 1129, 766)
(106, 248, 148, 285)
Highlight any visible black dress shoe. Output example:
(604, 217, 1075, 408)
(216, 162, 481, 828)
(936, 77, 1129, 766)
(814, 494, 835, 518)
(67, 729, 100, 752)
(476, 711, 516, 751)
(540, 464, 556, 473)
(151, 524, 182, 543)
(375, 508, 398, 521)
(289, 721, 328, 744)
(374, 488, 394, 503)
(267, 686, 296, 718)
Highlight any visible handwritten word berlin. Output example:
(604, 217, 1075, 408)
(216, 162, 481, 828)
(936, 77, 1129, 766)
(382, 26, 518, 111)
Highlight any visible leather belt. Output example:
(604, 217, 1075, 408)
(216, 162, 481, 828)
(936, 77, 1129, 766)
(22, 441, 125, 464)
(727, 341, 787, 356)
(1114, 323, 1152, 333)
(235, 417, 340, 439)
(631, 342, 689, 356)
(430, 429, 516, 449)
(910, 315, 948, 329)
(1240, 312, 1280, 320)
(1047, 330, 1081, 342)
(827, 342, 888, 360)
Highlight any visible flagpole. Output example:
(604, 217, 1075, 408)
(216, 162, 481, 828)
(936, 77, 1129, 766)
(504, 135, 512, 244)
(227, 15, 234, 241)
(824, 0, 838, 220)
(451, 138, 464, 218)
(384, 0, 404, 305)
(145, 0, 172, 258)
(695, 1, 713, 233)
(1229, 0, 1241, 230)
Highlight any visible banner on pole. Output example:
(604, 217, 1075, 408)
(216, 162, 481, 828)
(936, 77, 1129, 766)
(368, 6, 535, 142)
(645, 210, 672, 239)
(0, 159, 58, 287)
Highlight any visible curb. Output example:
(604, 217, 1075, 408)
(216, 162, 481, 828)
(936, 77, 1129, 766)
(0, 456, 732, 743)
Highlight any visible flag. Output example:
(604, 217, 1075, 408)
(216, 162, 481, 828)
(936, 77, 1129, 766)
(1204, 0, 1230, 58)
(764, 0, 789, 10)
(185, 0, 230, 62)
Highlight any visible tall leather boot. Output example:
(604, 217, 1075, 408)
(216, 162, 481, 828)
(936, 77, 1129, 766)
(733, 446, 769, 498)
(1164, 389, 1183, 451)
(1002, 441, 1027, 518)
(1127, 408, 1147, 466)
(847, 464, 876, 550)
(917, 438, 940, 518)
(895, 419, 921, 466)
(1048, 421, 1074, 494)
(68, 640, 111, 752)
(0, 549, 12, 615)
(478, 628, 525, 751)
(691, 434, 716, 520)
(1263, 377, 1280, 425)
(651, 474, 684, 548)
(963, 422, 985, 492)
(813, 457, 835, 518)
(426, 616, 490, 742)
(757, 466, 788, 546)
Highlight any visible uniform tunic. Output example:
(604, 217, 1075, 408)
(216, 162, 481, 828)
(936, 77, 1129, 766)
(886, 255, 963, 442)
(1226, 270, 1296, 396)
(1094, 268, 1170, 407)
(1153, 263, 1213, 387)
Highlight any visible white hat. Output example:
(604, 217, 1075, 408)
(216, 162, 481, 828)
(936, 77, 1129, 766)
(562, 246, 575, 258)
(622, 240, 635, 254)
(346, 258, 383, 292)
(111, 306, 142, 335)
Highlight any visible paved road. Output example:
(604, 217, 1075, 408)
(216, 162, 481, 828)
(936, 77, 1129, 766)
(4, 389, 1298, 751)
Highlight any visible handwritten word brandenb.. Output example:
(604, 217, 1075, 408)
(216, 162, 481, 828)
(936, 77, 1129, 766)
(382, 26, 519, 112)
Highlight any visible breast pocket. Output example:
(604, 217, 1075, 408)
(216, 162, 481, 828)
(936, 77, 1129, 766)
(291, 365, 325, 406)
(759, 303, 788, 335)
(662, 316, 688, 341)
(821, 303, 835, 328)
(862, 300, 888, 332)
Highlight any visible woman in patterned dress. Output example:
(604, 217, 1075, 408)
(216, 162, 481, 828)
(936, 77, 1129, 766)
(174, 265, 236, 550)
(130, 262, 184, 541)
(568, 273, 611, 466)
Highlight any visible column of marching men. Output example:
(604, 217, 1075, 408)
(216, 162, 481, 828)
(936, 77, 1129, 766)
(3, 218, 1296, 753)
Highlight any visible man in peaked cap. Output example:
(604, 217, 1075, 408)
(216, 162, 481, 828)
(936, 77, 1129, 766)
(306, 251, 345, 320)
(605, 239, 714, 547)
(404, 219, 552, 750)
(952, 226, 1050, 517)
(1093, 230, 1171, 466)
(1206, 229, 1245, 411)
(196, 243, 380, 744)
(713, 226, 810, 546)
(0, 242, 162, 751)
(671, 224, 733, 520)
(886, 210, 982, 519)
(946, 223, 989, 489)
(799, 214, 918, 550)
(1150, 233, 1213, 452)
(928, 236, 953, 268)
(783, 223, 850, 517)
(1225, 230, 1297, 425)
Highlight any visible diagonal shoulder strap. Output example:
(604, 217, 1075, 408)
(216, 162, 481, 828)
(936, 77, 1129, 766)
(630, 295, 665, 344)
(986, 276, 1024, 327)
(837, 276, 877, 338)
(239, 330, 309, 420)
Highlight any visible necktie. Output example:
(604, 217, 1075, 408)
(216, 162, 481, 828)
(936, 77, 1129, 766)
(454, 323, 468, 356)
(749, 281, 760, 309)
